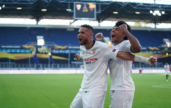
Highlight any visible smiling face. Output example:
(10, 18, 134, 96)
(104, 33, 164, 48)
(77, 27, 92, 45)
(110, 26, 126, 45)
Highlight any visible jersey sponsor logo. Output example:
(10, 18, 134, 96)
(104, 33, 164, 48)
(84, 58, 98, 65)
(84, 58, 98, 61)
(112, 48, 117, 52)
(92, 49, 96, 54)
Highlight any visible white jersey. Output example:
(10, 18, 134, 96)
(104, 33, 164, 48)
(79, 41, 118, 91)
(109, 40, 135, 90)
(164, 65, 170, 74)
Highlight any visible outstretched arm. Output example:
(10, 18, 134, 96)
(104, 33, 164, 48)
(117, 51, 157, 65)
(117, 51, 134, 61)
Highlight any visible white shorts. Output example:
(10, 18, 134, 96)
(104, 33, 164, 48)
(165, 71, 170, 75)
(70, 90, 106, 108)
(109, 90, 134, 108)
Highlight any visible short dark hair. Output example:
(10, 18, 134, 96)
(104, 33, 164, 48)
(114, 21, 132, 40)
(81, 24, 94, 34)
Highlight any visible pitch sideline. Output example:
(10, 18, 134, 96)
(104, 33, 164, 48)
(152, 85, 171, 88)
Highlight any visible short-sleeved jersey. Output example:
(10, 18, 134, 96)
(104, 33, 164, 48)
(164, 65, 170, 73)
(79, 41, 118, 91)
(109, 40, 135, 90)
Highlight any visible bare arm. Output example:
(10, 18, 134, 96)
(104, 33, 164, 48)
(117, 51, 134, 61)
(95, 25, 141, 53)
(117, 51, 157, 65)
(120, 24, 142, 53)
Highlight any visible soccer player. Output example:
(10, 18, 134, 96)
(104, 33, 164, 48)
(95, 21, 157, 108)
(139, 68, 143, 76)
(164, 62, 170, 81)
(70, 24, 156, 108)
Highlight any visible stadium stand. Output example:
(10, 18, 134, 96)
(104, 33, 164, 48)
(150, 31, 171, 45)
(0, 27, 171, 47)
(132, 30, 160, 47)
(0, 27, 29, 45)
(48, 28, 79, 46)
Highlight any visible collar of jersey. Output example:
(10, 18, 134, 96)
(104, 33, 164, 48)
(80, 40, 97, 51)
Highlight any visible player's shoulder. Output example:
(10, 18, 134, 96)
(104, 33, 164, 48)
(95, 41, 106, 45)
(117, 40, 130, 49)
(80, 45, 86, 51)
(121, 40, 130, 45)
(95, 41, 114, 49)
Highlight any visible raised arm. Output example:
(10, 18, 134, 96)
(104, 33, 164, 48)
(95, 32, 104, 41)
(119, 24, 142, 53)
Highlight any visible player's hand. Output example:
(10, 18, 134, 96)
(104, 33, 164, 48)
(148, 56, 157, 65)
(119, 24, 128, 34)
(74, 54, 82, 61)
(95, 32, 104, 41)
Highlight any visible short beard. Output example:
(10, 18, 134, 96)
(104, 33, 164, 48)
(80, 38, 88, 45)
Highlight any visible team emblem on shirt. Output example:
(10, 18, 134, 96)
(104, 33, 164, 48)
(92, 49, 96, 54)
(112, 48, 117, 52)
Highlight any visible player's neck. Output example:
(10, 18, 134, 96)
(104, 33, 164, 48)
(85, 40, 95, 50)
(114, 40, 124, 46)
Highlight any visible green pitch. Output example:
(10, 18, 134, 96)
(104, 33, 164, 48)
(0, 73, 170, 108)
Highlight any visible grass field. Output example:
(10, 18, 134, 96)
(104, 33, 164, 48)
(0, 73, 170, 108)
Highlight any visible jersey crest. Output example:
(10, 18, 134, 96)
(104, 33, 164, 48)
(112, 49, 117, 52)
(92, 49, 96, 54)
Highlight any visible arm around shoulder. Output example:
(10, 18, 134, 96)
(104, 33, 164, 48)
(117, 51, 135, 61)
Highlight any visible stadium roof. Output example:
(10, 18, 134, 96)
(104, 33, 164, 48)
(0, 0, 171, 23)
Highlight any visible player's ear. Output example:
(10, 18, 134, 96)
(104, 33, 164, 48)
(89, 32, 93, 38)
(122, 34, 126, 40)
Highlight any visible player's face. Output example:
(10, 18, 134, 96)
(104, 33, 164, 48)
(110, 26, 125, 43)
(78, 27, 90, 45)
(166, 63, 168, 65)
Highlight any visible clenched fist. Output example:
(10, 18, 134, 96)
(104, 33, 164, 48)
(74, 54, 82, 61)
(148, 56, 157, 65)
(95, 32, 104, 41)
(119, 24, 128, 34)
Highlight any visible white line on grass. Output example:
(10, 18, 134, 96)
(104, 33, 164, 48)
(152, 85, 171, 88)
